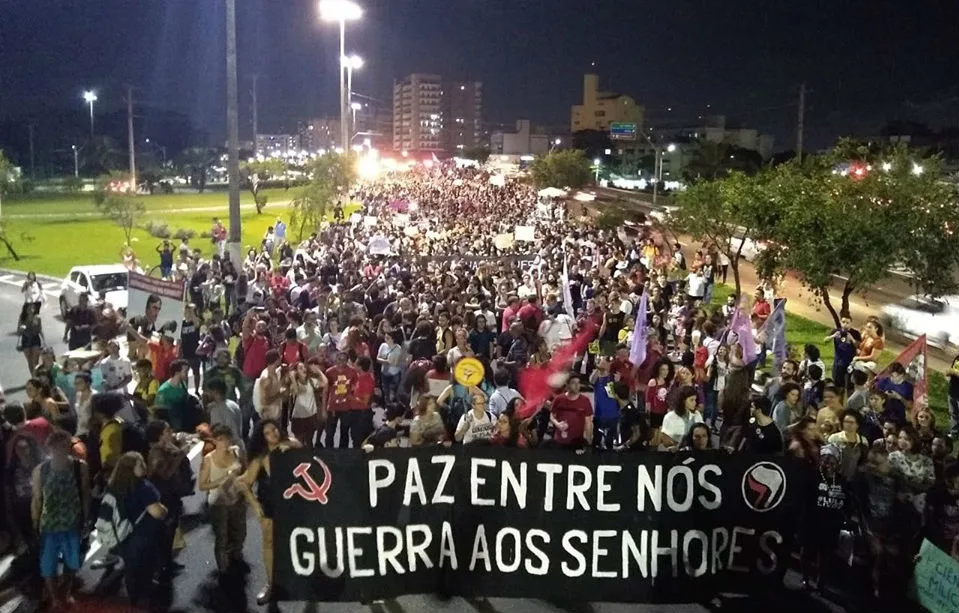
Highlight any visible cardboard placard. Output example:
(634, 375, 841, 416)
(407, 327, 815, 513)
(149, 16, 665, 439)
(514, 225, 535, 242)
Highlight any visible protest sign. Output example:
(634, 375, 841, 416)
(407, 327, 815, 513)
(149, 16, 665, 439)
(349, 213, 362, 224)
(368, 236, 391, 256)
(364, 215, 378, 227)
(394, 213, 410, 227)
(911, 539, 959, 613)
(272, 449, 804, 603)
(403, 226, 420, 237)
(514, 225, 535, 242)
(494, 233, 514, 250)
(127, 272, 186, 340)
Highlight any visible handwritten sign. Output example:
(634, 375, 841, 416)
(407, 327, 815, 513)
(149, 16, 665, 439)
(349, 213, 362, 224)
(514, 225, 535, 242)
(494, 233, 514, 250)
(368, 236, 391, 256)
(911, 539, 959, 613)
(393, 213, 410, 227)
(363, 215, 378, 227)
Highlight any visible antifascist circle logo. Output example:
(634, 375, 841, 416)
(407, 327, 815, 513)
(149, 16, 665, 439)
(741, 461, 787, 513)
(283, 457, 333, 504)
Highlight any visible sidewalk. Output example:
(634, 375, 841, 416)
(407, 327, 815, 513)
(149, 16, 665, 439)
(699, 245, 955, 372)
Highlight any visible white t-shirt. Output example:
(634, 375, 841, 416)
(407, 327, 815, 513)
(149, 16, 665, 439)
(253, 371, 283, 421)
(291, 378, 321, 419)
(661, 410, 704, 445)
(99, 356, 132, 391)
(686, 274, 706, 297)
(456, 410, 495, 444)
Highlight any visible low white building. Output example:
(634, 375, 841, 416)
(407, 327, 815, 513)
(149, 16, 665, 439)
(490, 120, 550, 156)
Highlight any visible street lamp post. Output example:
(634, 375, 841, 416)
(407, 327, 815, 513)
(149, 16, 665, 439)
(549, 138, 561, 153)
(593, 158, 601, 183)
(83, 90, 97, 138)
(72, 145, 79, 178)
(319, 1, 362, 154)
(344, 54, 363, 140)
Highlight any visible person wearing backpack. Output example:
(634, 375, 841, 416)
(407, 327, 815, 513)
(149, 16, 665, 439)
(145, 420, 192, 581)
(452, 387, 496, 444)
(102, 451, 168, 611)
(30, 429, 90, 609)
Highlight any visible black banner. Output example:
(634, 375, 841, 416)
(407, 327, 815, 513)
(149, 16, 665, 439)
(271, 448, 806, 603)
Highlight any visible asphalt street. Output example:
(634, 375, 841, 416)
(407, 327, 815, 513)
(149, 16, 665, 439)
(0, 272, 849, 613)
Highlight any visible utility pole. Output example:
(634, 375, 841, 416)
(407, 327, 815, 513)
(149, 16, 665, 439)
(27, 123, 36, 179)
(225, 0, 242, 268)
(126, 85, 136, 192)
(250, 73, 260, 142)
(796, 82, 806, 162)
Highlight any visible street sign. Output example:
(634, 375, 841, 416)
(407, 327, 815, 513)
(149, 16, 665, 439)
(610, 122, 637, 141)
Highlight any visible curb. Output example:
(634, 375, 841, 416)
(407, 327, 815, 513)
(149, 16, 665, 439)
(0, 268, 61, 284)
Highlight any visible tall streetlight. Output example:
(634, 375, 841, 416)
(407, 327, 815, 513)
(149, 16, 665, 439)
(593, 158, 602, 183)
(350, 101, 362, 134)
(319, 0, 362, 153)
(652, 143, 677, 206)
(83, 90, 97, 138)
(343, 54, 363, 141)
(72, 145, 79, 178)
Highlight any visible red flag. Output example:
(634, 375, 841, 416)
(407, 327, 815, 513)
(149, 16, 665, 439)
(517, 321, 598, 419)
(876, 334, 928, 412)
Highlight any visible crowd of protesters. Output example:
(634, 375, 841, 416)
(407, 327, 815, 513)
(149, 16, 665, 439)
(1, 161, 957, 612)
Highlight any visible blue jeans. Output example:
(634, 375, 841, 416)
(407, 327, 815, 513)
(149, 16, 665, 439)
(704, 388, 719, 425)
(592, 416, 620, 451)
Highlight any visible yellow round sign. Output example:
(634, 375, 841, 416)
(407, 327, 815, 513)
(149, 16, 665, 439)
(453, 357, 485, 387)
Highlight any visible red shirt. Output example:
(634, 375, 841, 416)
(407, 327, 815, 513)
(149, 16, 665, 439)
(609, 357, 635, 390)
(242, 334, 270, 379)
(281, 340, 308, 366)
(517, 303, 544, 332)
(645, 380, 670, 416)
(550, 393, 593, 446)
(325, 365, 358, 412)
(150, 341, 178, 382)
(752, 299, 771, 322)
(352, 371, 375, 410)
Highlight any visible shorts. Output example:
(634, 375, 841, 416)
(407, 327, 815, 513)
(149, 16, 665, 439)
(39, 530, 81, 578)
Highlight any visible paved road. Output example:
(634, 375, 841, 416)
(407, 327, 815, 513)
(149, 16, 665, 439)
(0, 276, 854, 613)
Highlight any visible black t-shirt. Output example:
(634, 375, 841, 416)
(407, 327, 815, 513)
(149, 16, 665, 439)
(602, 310, 625, 342)
(179, 319, 200, 358)
(66, 306, 97, 346)
(619, 402, 646, 450)
(744, 418, 784, 454)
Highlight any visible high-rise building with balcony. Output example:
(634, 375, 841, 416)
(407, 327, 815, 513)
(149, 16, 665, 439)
(393, 74, 444, 154)
(393, 74, 483, 154)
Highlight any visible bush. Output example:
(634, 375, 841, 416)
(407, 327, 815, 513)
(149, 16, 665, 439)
(173, 227, 197, 241)
(63, 176, 84, 192)
(143, 220, 171, 239)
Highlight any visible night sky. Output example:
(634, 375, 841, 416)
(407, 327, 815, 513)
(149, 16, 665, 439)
(1, 0, 957, 150)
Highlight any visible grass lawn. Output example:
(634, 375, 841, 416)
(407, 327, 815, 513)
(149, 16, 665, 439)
(0, 202, 360, 278)
(2, 187, 292, 216)
(711, 285, 951, 425)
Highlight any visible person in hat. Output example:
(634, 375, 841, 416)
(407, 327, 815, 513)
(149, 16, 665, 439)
(799, 443, 849, 592)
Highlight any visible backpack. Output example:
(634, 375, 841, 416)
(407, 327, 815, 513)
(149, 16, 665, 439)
(94, 490, 144, 549)
(172, 453, 196, 498)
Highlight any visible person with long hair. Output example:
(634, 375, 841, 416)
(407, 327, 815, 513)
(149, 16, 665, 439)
(644, 359, 674, 435)
(856, 445, 902, 599)
(489, 399, 526, 447)
(21, 271, 44, 314)
(107, 451, 167, 610)
(409, 396, 449, 447)
(17, 304, 44, 376)
(199, 424, 247, 575)
(681, 423, 713, 450)
(660, 385, 704, 450)
(240, 419, 301, 605)
(787, 416, 822, 467)
(4, 433, 43, 553)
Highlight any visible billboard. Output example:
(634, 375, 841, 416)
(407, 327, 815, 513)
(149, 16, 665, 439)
(610, 122, 638, 140)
